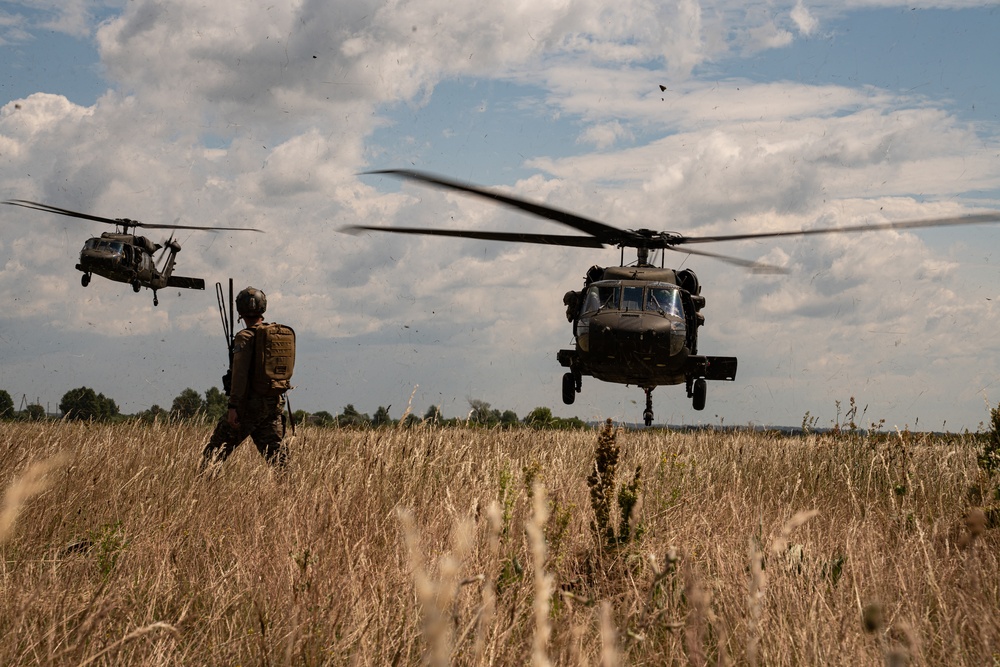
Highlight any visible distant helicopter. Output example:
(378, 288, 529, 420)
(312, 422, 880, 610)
(347, 169, 1000, 425)
(3, 200, 262, 305)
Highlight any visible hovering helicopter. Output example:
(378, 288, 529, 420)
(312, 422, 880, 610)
(2, 200, 262, 306)
(346, 169, 1000, 426)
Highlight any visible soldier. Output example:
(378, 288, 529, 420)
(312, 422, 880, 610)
(200, 286, 293, 472)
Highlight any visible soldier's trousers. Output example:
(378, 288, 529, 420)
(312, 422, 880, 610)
(200, 395, 287, 469)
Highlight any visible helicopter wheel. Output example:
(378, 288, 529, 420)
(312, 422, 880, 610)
(152, 291, 159, 307)
(81, 273, 91, 287)
(643, 387, 655, 426)
(562, 372, 576, 405)
(692, 378, 707, 411)
(131, 279, 141, 293)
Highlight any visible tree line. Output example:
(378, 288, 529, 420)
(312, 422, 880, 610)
(0, 387, 590, 430)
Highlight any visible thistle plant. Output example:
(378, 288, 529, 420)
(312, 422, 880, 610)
(587, 418, 642, 546)
(587, 419, 620, 543)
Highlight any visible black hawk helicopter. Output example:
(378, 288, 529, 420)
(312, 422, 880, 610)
(347, 169, 1000, 426)
(3, 199, 262, 306)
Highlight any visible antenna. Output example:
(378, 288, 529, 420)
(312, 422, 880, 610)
(216, 279, 235, 349)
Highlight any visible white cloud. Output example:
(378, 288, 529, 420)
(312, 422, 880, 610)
(791, 1, 819, 36)
(577, 120, 633, 149)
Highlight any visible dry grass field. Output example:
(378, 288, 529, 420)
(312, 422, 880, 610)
(1, 419, 997, 666)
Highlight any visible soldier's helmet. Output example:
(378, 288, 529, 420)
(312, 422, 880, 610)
(236, 286, 267, 317)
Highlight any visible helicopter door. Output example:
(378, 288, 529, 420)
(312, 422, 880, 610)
(138, 251, 154, 275)
(577, 283, 619, 352)
(679, 291, 699, 353)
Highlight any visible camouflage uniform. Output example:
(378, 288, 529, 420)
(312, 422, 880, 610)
(200, 321, 287, 469)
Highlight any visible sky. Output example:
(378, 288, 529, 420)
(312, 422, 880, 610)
(1, 0, 999, 431)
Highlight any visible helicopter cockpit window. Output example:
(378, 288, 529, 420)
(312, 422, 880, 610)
(85, 239, 124, 255)
(621, 286, 643, 312)
(647, 287, 683, 317)
(581, 284, 618, 314)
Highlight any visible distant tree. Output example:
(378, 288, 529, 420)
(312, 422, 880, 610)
(423, 405, 443, 424)
(500, 409, 519, 428)
(292, 409, 310, 426)
(23, 403, 46, 421)
(312, 410, 335, 426)
(142, 404, 168, 423)
(60, 387, 117, 421)
(402, 413, 421, 428)
(555, 416, 589, 430)
(337, 404, 369, 427)
(97, 392, 119, 420)
(0, 390, 14, 420)
(204, 387, 228, 423)
(372, 405, 393, 427)
(524, 407, 554, 428)
(468, 399, 497, 426)
(171, 388, 205, 420)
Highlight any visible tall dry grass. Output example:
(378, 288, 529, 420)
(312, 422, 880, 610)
(0, 421, 997, 665)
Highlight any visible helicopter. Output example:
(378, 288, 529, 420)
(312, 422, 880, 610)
(346, 169, 1000, 426)
(2, 199, 262, 306)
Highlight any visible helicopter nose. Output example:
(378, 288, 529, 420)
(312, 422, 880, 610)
(591, 317, 679, 354)
(81, 250, 116, 264)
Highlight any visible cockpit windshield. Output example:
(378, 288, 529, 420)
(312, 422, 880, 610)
(621, 286, 643, 311)
(581, 284, 618, 314)
(646, 286, 683, 317)
(580, 282, 684, 317)
(83, 239, 125, 255)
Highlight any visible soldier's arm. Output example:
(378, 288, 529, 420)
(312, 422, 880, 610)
(227, 329, 255, 411)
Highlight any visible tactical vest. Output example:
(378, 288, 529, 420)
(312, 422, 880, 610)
(251, 323, 296, 396)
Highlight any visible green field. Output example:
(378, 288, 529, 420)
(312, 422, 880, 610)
(1, 421, 997, 665)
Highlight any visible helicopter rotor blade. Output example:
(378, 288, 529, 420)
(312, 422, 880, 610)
(342, 224, 606, 248)
(677, 212, 1000, 245)
(665, 245, 788, 274)
(364, 169, 627, 243)
(3, 199, 264, 233)
(4, 199, 125, 226)
(135, 221, 264, 232)
(357, 170, 1000, 272)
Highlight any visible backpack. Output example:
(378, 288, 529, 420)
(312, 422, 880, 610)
(252, 322, 296, 396)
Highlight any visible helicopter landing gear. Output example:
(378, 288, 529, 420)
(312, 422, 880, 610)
(152, 290, 159, 307)
(643, 387, 655, 427)
(562, 373, 575, 405)
(562, 371, 582, 405)
(692, 378, 707, 411)
(81, 273, 91, 287)
(131, 278, 141, 293)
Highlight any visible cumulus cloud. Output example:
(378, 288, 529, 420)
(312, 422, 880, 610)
(577, 120, 633, 149)
(791, 1, 819, 36)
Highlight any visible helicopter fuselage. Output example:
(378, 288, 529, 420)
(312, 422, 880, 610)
(557, 265, 737, 421)
(75, 231, 205, 304)
(77, 232, 161, 286)
(3, 198, 255, 306)
(571, 278, 690, 385)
